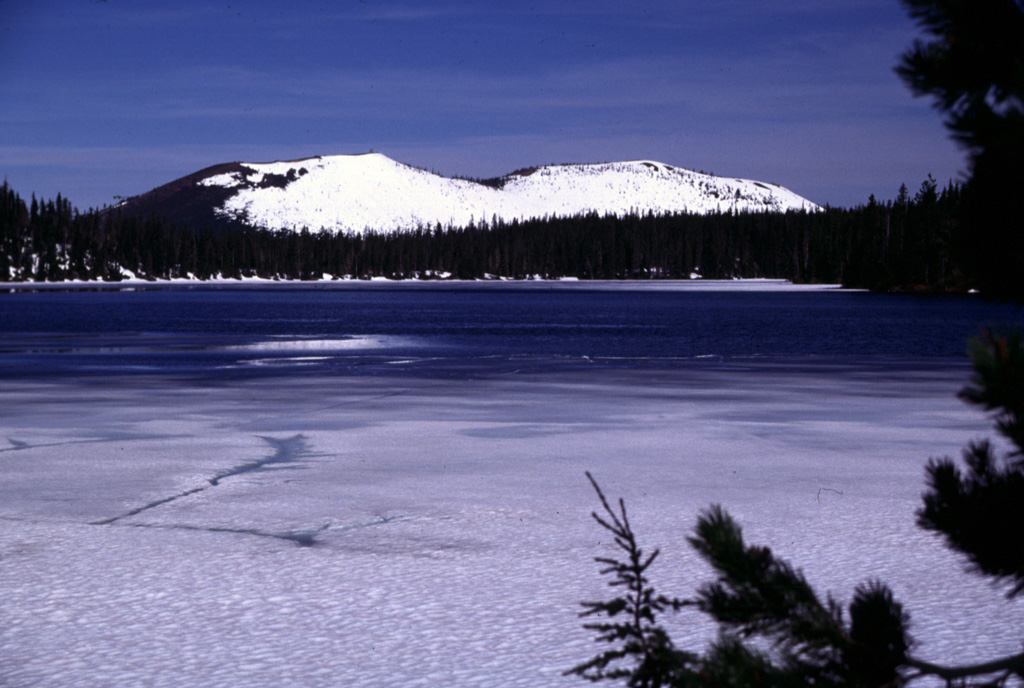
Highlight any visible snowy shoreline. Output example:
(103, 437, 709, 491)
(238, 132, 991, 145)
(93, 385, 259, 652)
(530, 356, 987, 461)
(1, 277, 846, 292)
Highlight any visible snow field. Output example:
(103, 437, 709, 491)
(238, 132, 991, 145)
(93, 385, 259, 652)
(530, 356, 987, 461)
(208, 153, 819, 234)
(0, 365, 1016, 687)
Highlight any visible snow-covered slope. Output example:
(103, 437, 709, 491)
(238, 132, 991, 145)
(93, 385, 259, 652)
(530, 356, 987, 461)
(179, 152, 818, 234)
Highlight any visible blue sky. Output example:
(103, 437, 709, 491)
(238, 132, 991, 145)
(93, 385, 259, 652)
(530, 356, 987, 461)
(1, 1, 965, 210)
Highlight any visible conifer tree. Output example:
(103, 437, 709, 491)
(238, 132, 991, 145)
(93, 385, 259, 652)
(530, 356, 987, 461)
(896, 0, 1024, 301)
(566, 474, 696, 687)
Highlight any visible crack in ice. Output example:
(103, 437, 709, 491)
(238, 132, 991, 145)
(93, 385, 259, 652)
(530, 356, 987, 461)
(2, 436, 126, 454)
(1, 514, 409, 547)
(90, 486, 208, 525)
(120, 515, 408, 546)
(209, 434, 311, 485)
(92, 434, 312, 525)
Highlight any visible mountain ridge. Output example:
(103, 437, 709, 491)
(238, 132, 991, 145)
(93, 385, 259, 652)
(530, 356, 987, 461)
(113, 152, 820, 234)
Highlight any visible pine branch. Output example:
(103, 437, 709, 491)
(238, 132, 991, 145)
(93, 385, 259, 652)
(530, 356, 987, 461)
(907, 649, 1024, 683)
(688, 505, 848, 657)
(960, 330, 1024, 455)
(920, 331, 1024, 595)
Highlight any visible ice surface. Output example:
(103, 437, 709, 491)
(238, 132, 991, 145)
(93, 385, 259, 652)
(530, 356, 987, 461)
(223, 335, 413, 352)
(0, 364, 1018, 687)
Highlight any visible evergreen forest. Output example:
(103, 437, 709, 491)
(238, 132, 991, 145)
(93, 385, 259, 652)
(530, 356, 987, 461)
(0, 175, 966, 292)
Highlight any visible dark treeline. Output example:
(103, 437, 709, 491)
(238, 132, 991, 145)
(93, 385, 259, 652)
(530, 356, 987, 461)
(0, 176, 964, 291)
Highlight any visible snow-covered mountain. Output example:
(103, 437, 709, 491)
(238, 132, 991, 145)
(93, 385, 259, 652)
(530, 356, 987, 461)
(118, 152, 819, 234)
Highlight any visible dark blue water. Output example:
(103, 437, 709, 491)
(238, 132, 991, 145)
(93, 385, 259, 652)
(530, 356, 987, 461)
(0, 284, 1020, 379)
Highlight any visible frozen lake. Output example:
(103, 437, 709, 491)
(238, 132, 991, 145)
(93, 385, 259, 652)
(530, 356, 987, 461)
(1, 282, 1021, 686)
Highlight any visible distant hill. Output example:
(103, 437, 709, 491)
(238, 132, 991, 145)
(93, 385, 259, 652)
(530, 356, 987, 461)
(2, 174, 962, 289)
(111, 152, 820, 234)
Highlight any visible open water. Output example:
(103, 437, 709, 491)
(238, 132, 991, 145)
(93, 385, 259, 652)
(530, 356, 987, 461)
(1, 281, 1020, 379)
